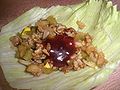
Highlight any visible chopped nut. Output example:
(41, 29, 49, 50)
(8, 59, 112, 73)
(48, 31, 56, 39)
(67, 60, 74, 67)
(70, 54, 77, 59)
(61, 66, 71, 73)
(86, 45, 95, 54)
(94, 52, 99, 59)
(56, 24, 66, 34)
(28, 37, 34, 47)
(9, 36, 21, 47)
(81, 46, 87, 51)
(36, 20, 49, 29)
(76, 20, 86, 29)
(26, 64, 43, 76)
(77, 59, 85, 68)
(53, 66, 58, 70)
(82, 41, 86, 46)
(42, 30, 50, 39)
(58, 68, 62, 70)
(42, 49, 50, 56)
(73, 60, 80, 70)
(32, 33, 42, 43)
(35, 60, 42, 64)
(56, 28, 64, 34)
(77, 53, 82, 59)
(39, 54, 46, 60)
(75, 42, 82, 47)
(86, 42, 91, 46)
(82, 59, 96, 68)
(46, 43, 51, 51)
(32, 52, 42, 60)
(36, 44, 43, 49)
(73, 59, 85, 70)
(89, 52, 97, 63)
(50, 24, 57, 31)
(97, 52, 106, 67)
(85, 34, 92, 43)
(64, 28, 76, 37)
(65, 32, 76, 37)
(57, 24, 66, 30)
(34, 47, 42, 55)
(41, 26, 56, 39)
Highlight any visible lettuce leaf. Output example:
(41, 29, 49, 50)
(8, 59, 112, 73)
(0, 0, 120, 90)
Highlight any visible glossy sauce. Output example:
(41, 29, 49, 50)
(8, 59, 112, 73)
(46, 35, 76, 67)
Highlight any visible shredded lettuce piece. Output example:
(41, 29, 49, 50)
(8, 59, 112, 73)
(0, 0, 120, 90)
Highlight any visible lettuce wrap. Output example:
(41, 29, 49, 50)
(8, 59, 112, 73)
(0, 0, 120, 90)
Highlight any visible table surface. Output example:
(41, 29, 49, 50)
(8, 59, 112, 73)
(0, 0, 120, 90)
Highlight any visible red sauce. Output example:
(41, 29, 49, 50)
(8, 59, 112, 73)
(46, 35, 76, 67)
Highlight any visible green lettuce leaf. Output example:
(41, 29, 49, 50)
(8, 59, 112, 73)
(0, 0, 120, 90)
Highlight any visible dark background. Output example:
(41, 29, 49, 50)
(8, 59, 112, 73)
(0, 0, 120, 90)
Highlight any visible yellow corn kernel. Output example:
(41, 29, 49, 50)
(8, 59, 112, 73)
(21, 27, 31, 36)
(44, 62, 51, 68)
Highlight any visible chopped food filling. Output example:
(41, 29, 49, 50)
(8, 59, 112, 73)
(9, 16, 107, 76)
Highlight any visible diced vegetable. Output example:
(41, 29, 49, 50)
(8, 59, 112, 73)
(43, 62, 53, 74)
(47, 16, 57, 25)
(18, 44, 27, 58)
(23, 50, 32, 61)
(21, 26, 31, 36)
(74, 32, 86, 41)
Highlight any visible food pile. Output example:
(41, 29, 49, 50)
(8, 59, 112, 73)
(10, 16, 107, 76)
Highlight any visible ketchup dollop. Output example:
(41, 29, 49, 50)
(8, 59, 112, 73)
(46, 35, 76, 67)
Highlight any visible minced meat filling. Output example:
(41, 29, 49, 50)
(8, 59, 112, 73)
(9, 16, 107, 76)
